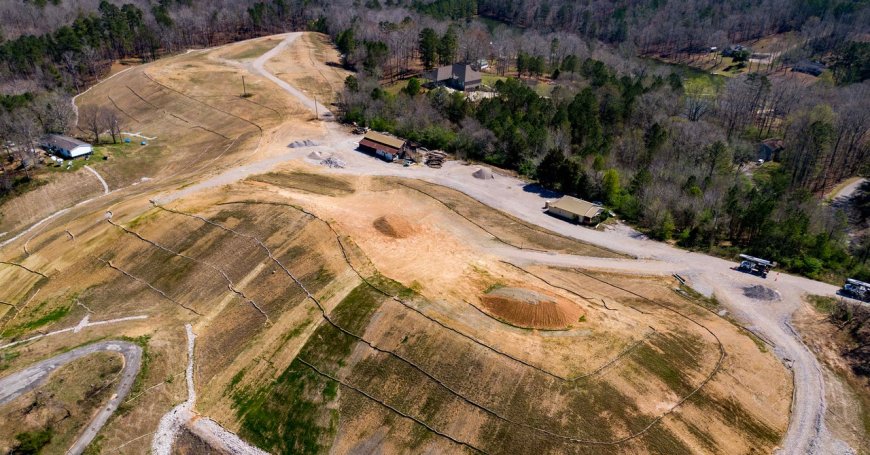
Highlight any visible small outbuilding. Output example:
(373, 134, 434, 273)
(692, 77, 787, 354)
(545, 197, 604, 225)
(758, 138, 784, 161)
(42, 134, 92, 158)
(358, 131, 406, 162)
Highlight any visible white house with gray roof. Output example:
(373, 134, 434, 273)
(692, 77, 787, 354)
(42, 134, 92, 158)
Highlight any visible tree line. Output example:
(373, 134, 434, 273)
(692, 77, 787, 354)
(339, 40, 869, 281)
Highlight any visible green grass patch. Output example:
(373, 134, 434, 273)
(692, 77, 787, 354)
(117, 334, 151, 414)
(482, 74, 508, 88)
(807, 294, 838, 314)
(82, 435, 103, 455)
(384, 79, 410, 95)
(12, 429, 53, 454)
(232, 283, 385, 454)
(1, 303, 71, 338)
(0, 349, 20, 371)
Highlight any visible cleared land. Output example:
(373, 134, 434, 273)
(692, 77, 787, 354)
(0, 32, 817, 455)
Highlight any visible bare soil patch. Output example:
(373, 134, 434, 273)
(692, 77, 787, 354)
(249, 171, 354, 196)
(372, 215, 417, 239)
(480, 286, 583, 330)
(386, 178, 624, 258)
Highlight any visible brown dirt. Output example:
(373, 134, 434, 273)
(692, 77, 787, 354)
(0, 32, 796, 455)
(480, 286, 583, 330)
(373, 215, 417, 239)
(793, 302, 870, 453)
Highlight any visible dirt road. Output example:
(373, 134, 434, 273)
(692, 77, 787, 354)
(0, 341, 142, 455)
(251, 33, 332, 119)
(829, 177, 867, 201)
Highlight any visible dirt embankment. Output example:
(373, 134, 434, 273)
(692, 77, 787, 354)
(831, 300, 870, 378)
(479, 286, 584, 330)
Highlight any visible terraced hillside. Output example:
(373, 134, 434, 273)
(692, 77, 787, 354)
(0, 33, 792, 454)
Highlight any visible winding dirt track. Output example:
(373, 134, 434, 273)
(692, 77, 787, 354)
(0, 341, 142, 455)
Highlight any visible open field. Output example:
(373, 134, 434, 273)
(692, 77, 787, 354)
(0, 31, 850, 454)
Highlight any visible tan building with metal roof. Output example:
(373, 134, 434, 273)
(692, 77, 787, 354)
(545, 196, 604, 225)
(358, 131, 407, 162)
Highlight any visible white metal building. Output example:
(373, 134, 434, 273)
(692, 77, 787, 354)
(43, 134, 92, 158)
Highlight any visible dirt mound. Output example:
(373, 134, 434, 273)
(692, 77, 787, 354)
(307, 151, 325, 160)
(373, 215, 417, 239)
(291, 139, 319, 148)
(743, 285, 780, 301)
(480, 287, 583, 330)
(472, 167, 494, 180)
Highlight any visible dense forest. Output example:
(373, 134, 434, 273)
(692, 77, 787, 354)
(0, 0, 868, 281)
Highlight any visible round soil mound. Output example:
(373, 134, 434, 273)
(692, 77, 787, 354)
(742, 285, 780, 301)
(373, 215, 417, 239)
(472, 167, 494, 179)
(480, 287, 583, 330)
(307, 151, 325, 160)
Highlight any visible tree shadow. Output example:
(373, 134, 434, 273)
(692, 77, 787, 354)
(521, 183, 561, 200)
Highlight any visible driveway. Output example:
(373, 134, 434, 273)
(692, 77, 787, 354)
(0, 341, 142, 455)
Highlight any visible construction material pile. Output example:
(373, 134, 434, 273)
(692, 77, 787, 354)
(742, 285, 780, 301)
(289, 139, 319, 148)
(425, 150, 447, 168)
(472, 167, 494, 179)
(320, 156, 346, 168)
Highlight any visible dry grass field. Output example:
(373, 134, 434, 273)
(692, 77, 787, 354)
(0, 33, 793, 455)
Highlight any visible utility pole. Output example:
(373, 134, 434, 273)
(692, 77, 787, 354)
(241, 76, 247, 97)
(314, 95, 319, 120)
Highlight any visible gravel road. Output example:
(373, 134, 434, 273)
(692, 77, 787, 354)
(0, 341, 142, 455)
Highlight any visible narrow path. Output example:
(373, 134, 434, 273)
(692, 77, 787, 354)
(151, 324, 196, 455)
(84, 165, 109, 194)
(151, 324, 266, 455)
(0, 341, 142, 455)
(0, 315, 148, 350)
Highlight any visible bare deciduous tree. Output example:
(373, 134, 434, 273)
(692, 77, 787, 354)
(78, 104, 103, 144)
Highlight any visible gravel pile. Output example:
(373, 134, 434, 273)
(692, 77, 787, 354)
(320, 156, 346, 168)
(472, 167, 494, 180)
(743, 285, 781, 301)
(289, 139, 319, 148)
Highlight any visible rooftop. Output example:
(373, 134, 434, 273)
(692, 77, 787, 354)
(362, 131, 405, 150)
(44, 134, 90, 150)
(548, 196, 603, 218)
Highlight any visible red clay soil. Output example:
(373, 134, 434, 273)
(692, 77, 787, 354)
(480, 287, 584, 330)
(373, 215, 417, 239)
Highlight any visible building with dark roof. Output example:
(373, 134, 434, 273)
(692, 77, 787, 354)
(423, 64, 482, 91)
(358, 131, 406, 162)
(42, 135, 92, 158)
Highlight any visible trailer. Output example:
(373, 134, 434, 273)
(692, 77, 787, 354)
(736, 254, 775, 278)
(840, 278, 870, 302)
